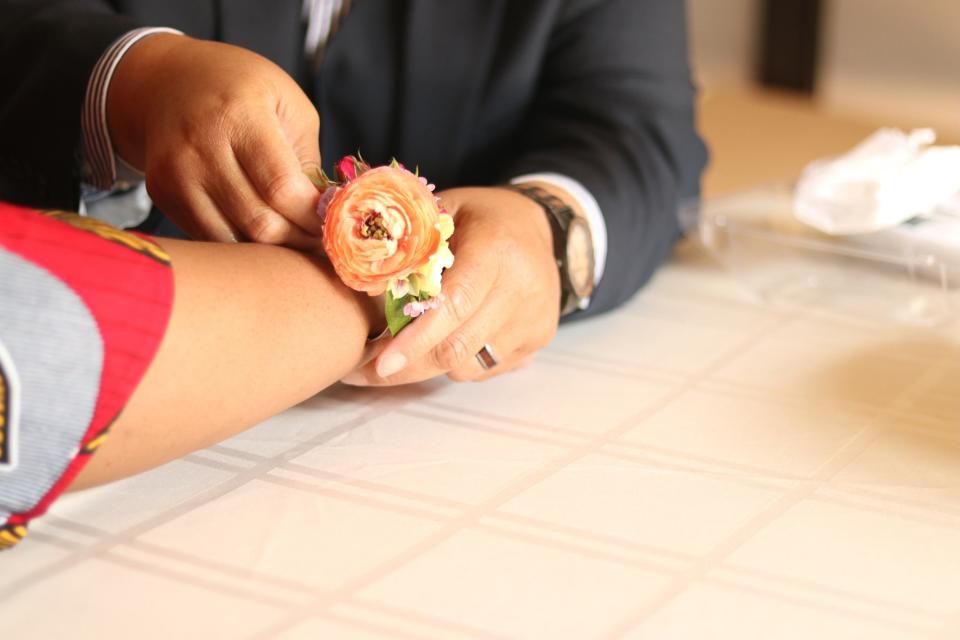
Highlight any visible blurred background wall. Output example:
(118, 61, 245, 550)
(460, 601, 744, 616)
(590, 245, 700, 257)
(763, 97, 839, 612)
(685, 0, 960, 195)
(688, 0, 959, 134)
(819, 0, 960, 136)
(688, 0, 759, 89)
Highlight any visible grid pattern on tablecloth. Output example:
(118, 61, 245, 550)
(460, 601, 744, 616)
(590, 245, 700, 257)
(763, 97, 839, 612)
(2, 244, 960, 640)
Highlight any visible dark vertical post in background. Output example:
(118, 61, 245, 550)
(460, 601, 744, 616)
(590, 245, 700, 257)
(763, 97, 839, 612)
(757, 0, 823, 93)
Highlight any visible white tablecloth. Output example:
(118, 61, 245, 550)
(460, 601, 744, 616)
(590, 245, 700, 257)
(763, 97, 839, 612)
(3, 240, 959, 639)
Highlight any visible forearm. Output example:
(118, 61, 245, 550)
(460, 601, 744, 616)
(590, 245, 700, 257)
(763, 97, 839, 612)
(73, 238, 378, 489)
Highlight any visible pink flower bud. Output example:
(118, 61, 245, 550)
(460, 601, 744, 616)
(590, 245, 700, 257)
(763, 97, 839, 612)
(335, 157, 358, 182)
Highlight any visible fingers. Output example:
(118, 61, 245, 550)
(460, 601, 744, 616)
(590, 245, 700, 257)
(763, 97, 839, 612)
(146, 168, 242, 242)
(372, 246, 500, 380)
(187, 198, 242, 242)
(233, 116, 323, 237)
(358, 327, 391, 369)
(206, 152, 316, 249)
(442, 320, 541, 383)
(145, 125, 321, 247)
(346, 283, 515, 387)
(355, 318, 508, 386)
(341, 335, 533, 387)
(449, 350, 536, 383)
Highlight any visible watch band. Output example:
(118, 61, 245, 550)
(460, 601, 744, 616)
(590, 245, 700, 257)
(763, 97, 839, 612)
(505, 183, 592, 316)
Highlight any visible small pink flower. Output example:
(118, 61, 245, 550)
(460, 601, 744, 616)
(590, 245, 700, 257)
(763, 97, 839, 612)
(402, 296, 441, 318)
(403, 301, 427, 318)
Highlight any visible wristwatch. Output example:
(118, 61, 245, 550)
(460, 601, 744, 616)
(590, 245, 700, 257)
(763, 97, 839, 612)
(507, 183, 595, 316)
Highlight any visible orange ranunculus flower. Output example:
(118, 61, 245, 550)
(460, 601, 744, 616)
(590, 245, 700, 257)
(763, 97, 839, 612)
(322, 166, 443, 295)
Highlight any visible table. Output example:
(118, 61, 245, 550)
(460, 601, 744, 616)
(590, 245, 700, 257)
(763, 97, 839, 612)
(5, 89, 960, 638)
(3, 232, 960, 638)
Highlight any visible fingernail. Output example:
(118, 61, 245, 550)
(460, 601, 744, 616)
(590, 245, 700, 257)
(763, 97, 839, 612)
(341, 371, 370, 386)
(377, 353, 407, 378)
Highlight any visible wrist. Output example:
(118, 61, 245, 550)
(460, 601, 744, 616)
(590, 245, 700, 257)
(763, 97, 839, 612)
(492, 186, 555, 256)
(107, 32, 186, 171)
(502, 183, 596, 316)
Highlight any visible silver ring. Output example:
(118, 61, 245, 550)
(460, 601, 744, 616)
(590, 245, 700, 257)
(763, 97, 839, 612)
(475, 344, 499, 370)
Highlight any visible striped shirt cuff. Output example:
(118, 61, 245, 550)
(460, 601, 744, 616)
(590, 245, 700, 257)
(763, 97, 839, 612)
(81, 27, 184, 190)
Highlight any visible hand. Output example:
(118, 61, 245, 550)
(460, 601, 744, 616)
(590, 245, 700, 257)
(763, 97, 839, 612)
(108, 34, 322, 247)
(342, 186, 562, 385)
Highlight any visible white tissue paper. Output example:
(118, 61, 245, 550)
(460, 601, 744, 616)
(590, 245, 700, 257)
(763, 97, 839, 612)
(794, 128, 960, 235)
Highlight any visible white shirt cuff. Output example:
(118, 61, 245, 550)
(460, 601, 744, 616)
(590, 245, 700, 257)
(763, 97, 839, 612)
(510, 172, 608, 287)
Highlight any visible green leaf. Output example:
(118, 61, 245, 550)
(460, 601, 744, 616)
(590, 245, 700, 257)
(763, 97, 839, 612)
(385, 290, 416, 336)
(304, 165, 337, 190)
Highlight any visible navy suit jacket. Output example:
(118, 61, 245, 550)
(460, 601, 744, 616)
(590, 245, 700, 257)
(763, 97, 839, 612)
(0, 0, 708, 316)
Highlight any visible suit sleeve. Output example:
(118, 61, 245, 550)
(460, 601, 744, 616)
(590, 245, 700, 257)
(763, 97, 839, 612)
(499, 0, 708, 318)
(0, 1, 138, 209)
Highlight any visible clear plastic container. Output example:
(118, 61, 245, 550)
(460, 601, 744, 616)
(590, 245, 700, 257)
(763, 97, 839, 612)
(680, 182, 960, 326)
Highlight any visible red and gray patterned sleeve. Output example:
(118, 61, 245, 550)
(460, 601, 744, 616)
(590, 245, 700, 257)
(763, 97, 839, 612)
(0, 201, 174, 549)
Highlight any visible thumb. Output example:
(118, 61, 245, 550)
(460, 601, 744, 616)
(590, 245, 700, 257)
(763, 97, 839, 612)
(234, 112, 323, 236)
(279, 92, 323, 177)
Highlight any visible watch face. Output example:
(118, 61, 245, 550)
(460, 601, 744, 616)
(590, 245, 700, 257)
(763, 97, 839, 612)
(565, 219, 595, 298)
